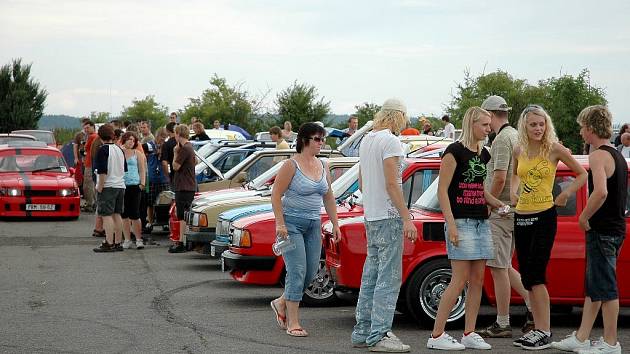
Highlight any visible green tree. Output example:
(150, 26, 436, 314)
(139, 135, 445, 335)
(353, 102, 381, 128)
(120, 95, 168, 128)
(89, 111, 111, 123)
(0, 59, 47, 132)
(181, 75, 267, 133)
(539, 70, 607, 153)
(276, 81, 331, 129)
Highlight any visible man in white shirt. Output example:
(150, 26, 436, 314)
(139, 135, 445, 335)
(351, 98, 417, 352)
(617, 132, 630, 158)
(442, 114, 455, 140)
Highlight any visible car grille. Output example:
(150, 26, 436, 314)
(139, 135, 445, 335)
(24, 190, 57, 197)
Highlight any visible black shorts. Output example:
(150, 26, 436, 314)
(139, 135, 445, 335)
(121, 185, 141, 219)
(514, 206, 557, 290)
(175, 191, 195, 220)
(97, 188, 125, 216)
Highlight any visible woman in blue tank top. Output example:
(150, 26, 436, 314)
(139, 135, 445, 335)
(269, 123, 341, 337)
(120, 132, 147, 250)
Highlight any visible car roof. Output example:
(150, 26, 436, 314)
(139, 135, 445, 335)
(0, 140, 51, 149)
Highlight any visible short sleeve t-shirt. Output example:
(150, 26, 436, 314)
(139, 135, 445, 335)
(173, 142, 197, 192)
(443, 123, 455, 139)
(484, 125, 518, 203)
(94, 143, 127, 189)
(444, 141, 491, 219)
(358, 129, 404, 221)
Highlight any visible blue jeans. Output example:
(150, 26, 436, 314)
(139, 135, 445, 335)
(352, 218, 403, 346)
(282, 214, 322, 302)
(585, 230, 624, 301)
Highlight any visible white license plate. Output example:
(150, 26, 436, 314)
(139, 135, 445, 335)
(26, 204, 55, 211)
(210, 245, 216, 257)
(221, 257, 226, 272)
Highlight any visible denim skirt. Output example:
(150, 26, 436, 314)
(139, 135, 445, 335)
(445, 218, 494, 260)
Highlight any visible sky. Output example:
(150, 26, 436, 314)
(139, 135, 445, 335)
(2, 0, 630, 122)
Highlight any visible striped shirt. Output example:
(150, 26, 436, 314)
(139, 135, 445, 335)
(281, 159, 328, 220)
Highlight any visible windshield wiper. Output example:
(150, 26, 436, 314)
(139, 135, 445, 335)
(31, 166, 61, 173)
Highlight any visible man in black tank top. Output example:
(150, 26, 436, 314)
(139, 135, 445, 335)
(552, 106, 625, 353)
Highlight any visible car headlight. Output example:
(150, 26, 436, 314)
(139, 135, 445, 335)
(1, 188, 22, 196)
(216, 219, 229, 235)
(232, 228, 251, 247)
(58, 188, 78, 197)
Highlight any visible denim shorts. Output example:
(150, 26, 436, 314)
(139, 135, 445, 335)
(585, 230, 625, 302)
(445, 218, 494, 260)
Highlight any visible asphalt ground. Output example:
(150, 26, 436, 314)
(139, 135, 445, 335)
(0, 214, 628, 353)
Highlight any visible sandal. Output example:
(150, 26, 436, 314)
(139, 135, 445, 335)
(92, 229, 105, 238)
(286, 328, 308, 337)
(270, 300, 287, 330)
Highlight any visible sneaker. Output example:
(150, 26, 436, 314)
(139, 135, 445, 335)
(514, 330, 538, 347)
(478, 322, 512, 338)
(369, 332, 410, 352)
(168, 243, 186, 253)
(93, 242, 115, 253)
(522, 310, 535, 333)
(122, 240, 133, 249)
(113, 243, 124, 252)
(520, 329, 552, 350)
(577, 340, 622, 354)
(461, 332, 491, 350)
(550, 331, 590, 352)
(426, 332, 465, 351)
(136, 239, 145, 249)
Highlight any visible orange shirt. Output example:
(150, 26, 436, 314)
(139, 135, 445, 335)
(400, 128, 420, 136)
(84, 133, 98, 167)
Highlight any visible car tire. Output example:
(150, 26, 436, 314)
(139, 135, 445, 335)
(405, 258, 466, 328)
(301, 259, 338, 307)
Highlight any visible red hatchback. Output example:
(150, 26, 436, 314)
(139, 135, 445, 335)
(0, 141, 80, 218)
(323, 156, 630, 326)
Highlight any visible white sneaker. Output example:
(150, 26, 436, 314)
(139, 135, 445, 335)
(461, 332, 491, 350)
(577, 340, 622, 354)
(369, 332, 410, 352)
(136, 239, 145, 249)
(551, 331, 590, 352)
(122, 240, 133, 249)
(426, 332, 465, 351)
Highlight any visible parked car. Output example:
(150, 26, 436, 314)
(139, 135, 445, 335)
(0, 141, 80, 218)
(11, 130, 56, 147)
(0, 133, 37, 144)
(182, 156, 358, 251)
(322, 156, 630, 327)
(221, 158, 442, 305)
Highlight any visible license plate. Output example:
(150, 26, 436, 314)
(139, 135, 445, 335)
(210, 245, 216, 257)
(26, 204, 55, 211)
(221, 257, 226, 272)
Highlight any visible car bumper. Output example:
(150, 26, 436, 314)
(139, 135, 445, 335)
(221, 250, 276, 272)
(0, 196, 80, 218)
(209, 239, 229, 258)
(184, 228, 215, 243)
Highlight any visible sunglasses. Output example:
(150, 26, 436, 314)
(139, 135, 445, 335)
(308, 136, 325, 143)
(523, 104, 544, 114)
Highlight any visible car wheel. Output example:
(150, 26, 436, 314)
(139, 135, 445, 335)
(405, 258, 466, 328)
(302, 259, 338, 307)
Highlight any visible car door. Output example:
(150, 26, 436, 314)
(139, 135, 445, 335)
(617, 176, 630, 303)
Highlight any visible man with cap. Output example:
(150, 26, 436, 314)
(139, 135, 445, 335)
(351, 98, 417, 352)
(477, 95, 533, 338)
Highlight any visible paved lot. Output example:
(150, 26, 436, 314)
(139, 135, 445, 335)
(0, 214, 628, 353)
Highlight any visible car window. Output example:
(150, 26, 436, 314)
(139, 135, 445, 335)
(247, 155, 288, 181)
(330, 167, 349, 182)
(553, 175, 577, 216)
(221, 152, 247, 173)
(403, 169, 439, 208)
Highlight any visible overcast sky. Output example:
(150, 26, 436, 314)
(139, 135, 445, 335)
(2, 0, 629, 122)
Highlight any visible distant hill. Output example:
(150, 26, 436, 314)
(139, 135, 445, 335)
(38, 115, 82, 130)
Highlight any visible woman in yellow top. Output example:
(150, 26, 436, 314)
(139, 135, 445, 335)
(510, 105, 587, 350)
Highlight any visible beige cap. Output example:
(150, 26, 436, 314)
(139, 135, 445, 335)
(481, 95, 511, 112)
(381, 98, 407, 114)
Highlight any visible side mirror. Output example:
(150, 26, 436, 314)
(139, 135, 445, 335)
(204, 168, 215, 177)
(234, 171, 247, 184)
(69, 167, 76, 176)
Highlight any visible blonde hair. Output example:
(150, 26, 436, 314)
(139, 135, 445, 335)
(517, 105, 558, 159)
(576, 105, 612, 139)
(459, 106, 490, 154)
(373, 109, 408, 135)
(175, 124, 190, 139)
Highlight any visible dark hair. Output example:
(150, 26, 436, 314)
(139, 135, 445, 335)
(81, 118, 93, 126)
(296, 122, 326, 153)
(126, 123, 138, 133)
(98, 124, 115, 141)
(269, 126, 281, 136)
(621, 123, 630, 134)
(120, 131, 139, 149)
(166, 122, 177, 133)
(441, 114, 450, 122)
(348, 116, 358, 123)
(114, 129, 124, 140)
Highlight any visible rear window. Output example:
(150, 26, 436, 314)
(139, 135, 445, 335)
(12, 131, 55, 145)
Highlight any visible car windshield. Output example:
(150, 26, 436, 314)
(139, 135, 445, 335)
(412, 176, 441, 212)
(0, 150, 67, 173)
(249, 161, 283, 190)
(12, 131, 55, 145)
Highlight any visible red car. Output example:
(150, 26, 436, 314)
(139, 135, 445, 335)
(323, 156, 630, 326)
(0, 141, 80, 219)
(221, 158, 442, 305)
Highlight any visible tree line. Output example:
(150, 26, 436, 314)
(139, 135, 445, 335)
(1, 58, 608, 153)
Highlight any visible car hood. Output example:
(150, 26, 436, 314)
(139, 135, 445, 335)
(192, 189, 260, 207)
(191, 195, 270, 213)
(218, 203, 273, 221)
(0, 172, 76, 189)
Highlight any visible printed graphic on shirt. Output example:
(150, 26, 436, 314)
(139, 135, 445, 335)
(463, 155, 487, 183)
(519, 160, 553, 205)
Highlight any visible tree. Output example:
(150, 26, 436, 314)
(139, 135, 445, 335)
(181, 75, 267, 133)
(120, 95, 168, 128)
(276, 81, 331, 129)
(89, 111, 111, 123)
(447, 69, 606, 153)
(0, 59, 47, 132)
(353, 102, 381, 128)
